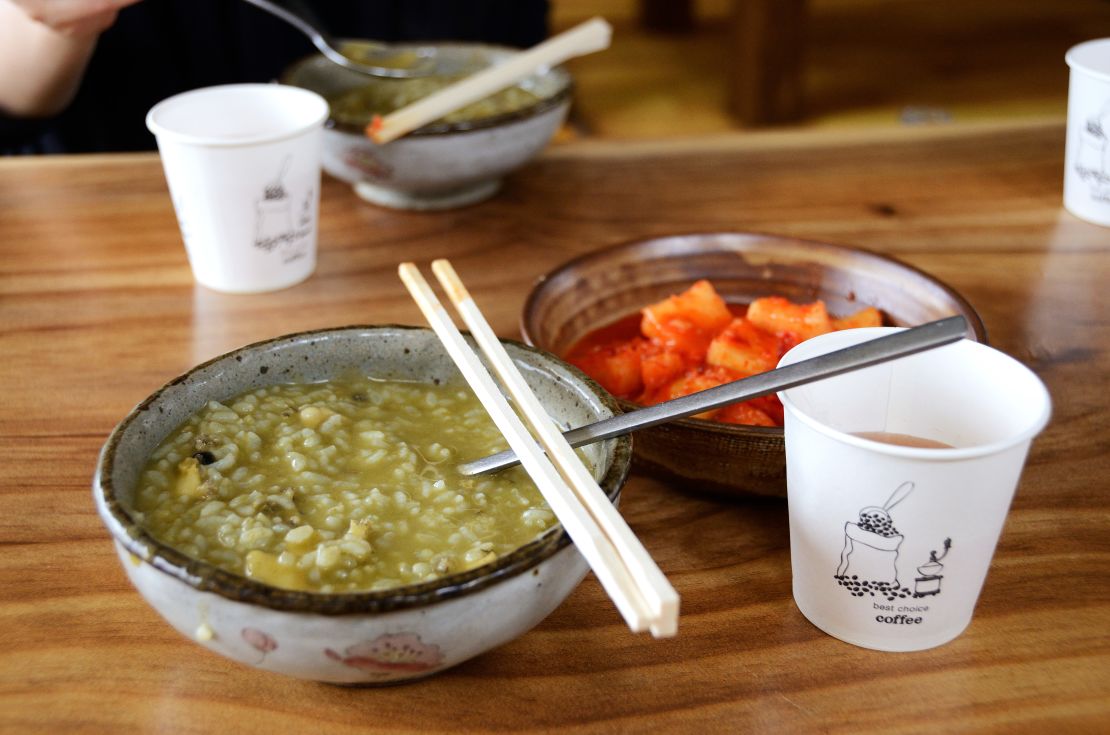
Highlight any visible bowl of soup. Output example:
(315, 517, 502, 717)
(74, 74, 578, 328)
(93, 325, 630, 683)
(521, 232, 987, 499)
(282, 42, 572, 210)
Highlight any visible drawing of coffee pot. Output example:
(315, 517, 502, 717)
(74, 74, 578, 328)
(914, 538, 952, 597)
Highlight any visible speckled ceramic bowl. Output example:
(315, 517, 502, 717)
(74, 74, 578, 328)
(282, 43, 572, 210)
(522, 233, 987, 499)
(93, 325, 630, 684)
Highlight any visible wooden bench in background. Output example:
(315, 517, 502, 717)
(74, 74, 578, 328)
(641, 0, 808, 126)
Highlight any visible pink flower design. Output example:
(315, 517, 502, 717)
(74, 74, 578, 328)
(242, 627, 278, 663)
(343, 148, 393, 180)
(325, 633, 443, 673)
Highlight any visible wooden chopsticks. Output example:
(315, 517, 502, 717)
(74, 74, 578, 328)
(399, 260, 679, 637)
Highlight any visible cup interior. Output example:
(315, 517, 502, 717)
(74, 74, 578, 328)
(1066, 37, 1110, 79)
(147, 84, 329, 146)
(779, 328, 1051, 456)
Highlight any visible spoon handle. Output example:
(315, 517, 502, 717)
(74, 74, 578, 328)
(457, 316, 969, 476)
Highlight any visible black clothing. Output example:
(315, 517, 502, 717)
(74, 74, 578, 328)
(1, 0, 548, 154)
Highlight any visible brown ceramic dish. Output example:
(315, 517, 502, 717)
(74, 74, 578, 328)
(520, 232, 987, 499)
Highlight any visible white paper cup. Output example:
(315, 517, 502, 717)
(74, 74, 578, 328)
(147, 84, 329, 293)
(778, 329, 1050, 652)
(1065, 38, 1110, 226)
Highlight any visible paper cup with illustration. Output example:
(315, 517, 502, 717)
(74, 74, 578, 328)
(1065, 38, 1110, 226)
(778, 328, 1050, 652)
(147, 84, 328, 293)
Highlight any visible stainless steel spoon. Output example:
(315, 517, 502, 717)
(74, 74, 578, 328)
(242, 0, 435, 78)
(457, 316, 969, 476)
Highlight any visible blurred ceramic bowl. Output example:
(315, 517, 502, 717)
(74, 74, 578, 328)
(521, 232, 987, 499)
(282, 42, 572, 210)
(93, 325, 630, 684)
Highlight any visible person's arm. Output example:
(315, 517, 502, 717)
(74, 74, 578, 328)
(0, 0, 141, 118)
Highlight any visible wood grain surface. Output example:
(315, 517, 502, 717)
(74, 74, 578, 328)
(1, 120, 1107, 734)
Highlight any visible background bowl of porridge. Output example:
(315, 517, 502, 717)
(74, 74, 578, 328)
(282, 42, 573, 211)
(93, 325, 630, 684)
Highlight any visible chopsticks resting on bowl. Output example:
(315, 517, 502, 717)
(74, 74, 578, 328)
(368, 17, 612, 144)
(399, 261, 679, 637)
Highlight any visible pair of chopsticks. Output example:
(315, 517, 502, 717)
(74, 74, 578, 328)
(369, 17, 612, 144)
(399, 260, 679, 637)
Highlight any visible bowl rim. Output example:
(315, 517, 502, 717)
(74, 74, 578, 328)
(519, 230, 989, 440)
(280, 41, 575, 138)
(93, 324, 631, 615)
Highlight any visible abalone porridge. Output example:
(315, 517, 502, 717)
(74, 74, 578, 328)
(132, 374, 557, 593)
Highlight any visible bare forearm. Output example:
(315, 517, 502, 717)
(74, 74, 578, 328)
(0, 0, 138, 118)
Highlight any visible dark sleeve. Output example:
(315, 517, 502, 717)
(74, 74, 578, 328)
(383, 0, 549, 47)
(0, 116, 59, 155)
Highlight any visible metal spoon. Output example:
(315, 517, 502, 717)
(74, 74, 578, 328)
(242, 0, 435, 78)
(457, 316, 969, 476)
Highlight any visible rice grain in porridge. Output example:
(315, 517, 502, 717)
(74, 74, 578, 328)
(133, 375, 556, 593)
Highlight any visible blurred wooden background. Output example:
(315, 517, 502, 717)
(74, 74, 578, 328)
(551, 0, 1110, 138)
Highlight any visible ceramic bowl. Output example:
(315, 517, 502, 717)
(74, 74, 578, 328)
(282, 43, 572, 210)
(93, 325, 630, 684)
(521, 232, 987, 499)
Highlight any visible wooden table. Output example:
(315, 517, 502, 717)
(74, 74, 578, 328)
(2, 120, 1107, 733)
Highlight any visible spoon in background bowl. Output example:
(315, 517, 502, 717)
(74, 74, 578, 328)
(457, 316, 970, 476)
(242, 0, 437, 78)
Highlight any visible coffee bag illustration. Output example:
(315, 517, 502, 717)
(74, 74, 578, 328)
(256, 156, 294, 250)
(835, 481, 913, 592)
(1075, 98, 1110, 196)
(834, 481, 954, 603)
(252, 154, 315, 267)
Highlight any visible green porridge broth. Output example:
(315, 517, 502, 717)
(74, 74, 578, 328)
(132, 376, 556, 593)
(328, 75, 541, 127)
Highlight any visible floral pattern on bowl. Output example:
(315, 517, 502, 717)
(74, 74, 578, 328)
(325, 633, 443, 674)
(242, 627, 278, 663)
